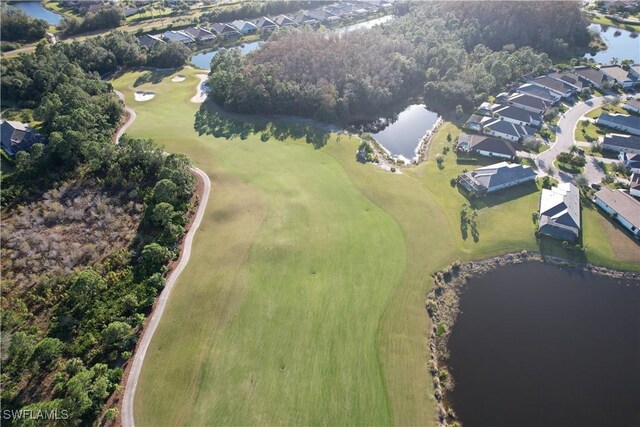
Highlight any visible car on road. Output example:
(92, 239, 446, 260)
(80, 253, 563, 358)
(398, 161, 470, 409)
(591, 183, 602, 190)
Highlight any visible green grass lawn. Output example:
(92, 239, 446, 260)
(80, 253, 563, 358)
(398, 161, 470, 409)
(554, 160, 585, 174)
(112, 68, 640, 427)
(574, 120, 605, 142)
(585, 105, 627, 119)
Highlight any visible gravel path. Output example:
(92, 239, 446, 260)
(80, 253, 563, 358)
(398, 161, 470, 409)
(114, 88, 212, 427)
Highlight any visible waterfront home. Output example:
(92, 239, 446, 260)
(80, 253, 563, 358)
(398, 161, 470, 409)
(548, 71, 589, 93)
(464, 114, 487, 131)
(516, 83, 561, 104)
(138, 34, 164, 49)
(457, 133, 517, 160)
(483, 118, 536, 142)
(599, 65, 636, 89)
(255, 17, 278, 30)
(1, 120, 44, 156)
(619, 152, 640, 173)
(603, 133, 640, 154)
(162, 30, 195, 44)
(183, 27, 216, 42)
(274, 14, 296, 26)
(537, 183, 581, 243)
(507, 93, 550, 115)
(623, 99, 640, 115)
(630, 173, 640, 197)
(573, 66, 607, 89)
(593, 187, 640, 238)
(597, 113, 640, 136)
(211, 22, 241, 38)
(458, 162, 537, 196)
(231, 20, 258, 35)
(529, 76, 575, 98)
(493, 105, 542, 127)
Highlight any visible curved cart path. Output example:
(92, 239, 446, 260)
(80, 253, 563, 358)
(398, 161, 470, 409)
(115, 90, 211, 427)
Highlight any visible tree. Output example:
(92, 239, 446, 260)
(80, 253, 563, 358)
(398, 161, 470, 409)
(8, 332, 36, 368)
(152, 179, 178, 205)
(33, 337, 63, 367)
(455, 105, 464, 118)
(152, 202, 175, 227)
(139, 243, 172, 275)
(0, 8, 47, 43)
(147, 41, 191, 68)
(102, 322, 133, 350)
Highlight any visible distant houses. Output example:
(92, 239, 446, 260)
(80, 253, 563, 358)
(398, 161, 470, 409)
(183, 27, 216, 42)
(529, 76, 575, 98)
(492, 105, 542, 127)
(211, 22, 241, 38)
(573, 66, 607, 89)
(273, 14, 296, 26)
(482, 119, 536, 142)
(162, 30, 196, 44)
(458, 162, 537, 196)
(537, 183, 581, 243)
(255, 17, 278, 31)
(599, 65, 636, 89)
(507, 93, 549, 115)
(516, 83, 561, 105)
(602, 133, 640, 154)
(597, 113, 640, 136)
(1, 120, 44, 156)
(137, 34, 163, 49)
(231, 20, 258, 35)
(593, 187, 640, 238)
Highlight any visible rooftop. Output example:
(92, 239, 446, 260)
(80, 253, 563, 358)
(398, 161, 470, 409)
(460, 161, 536, 193)
(507, 93, 550, 111)
(598, 113, 640, 131)
(595, 187, 640, 229)
(599, 65, 632, 83)
(573, 66, 607, 85)
(538, 183, 581, 239)
(484, 118, 536, 139)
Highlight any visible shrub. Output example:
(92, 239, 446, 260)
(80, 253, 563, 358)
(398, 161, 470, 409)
(33, 338, 63, 367)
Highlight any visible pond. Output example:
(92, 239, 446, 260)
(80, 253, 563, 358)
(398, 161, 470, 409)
(447, 262, 640, 427)
(335, 15, 394, 35)
(585, 23, 640, 64)
(191, 41, 262, 70)
(10, 1, 62, 25)
(367, 104, 440, 160)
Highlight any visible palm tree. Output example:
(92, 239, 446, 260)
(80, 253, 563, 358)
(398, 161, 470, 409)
(609, 57, 619, 65)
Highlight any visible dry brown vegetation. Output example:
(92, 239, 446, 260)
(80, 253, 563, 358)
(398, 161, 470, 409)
(1, 179, 143, 290)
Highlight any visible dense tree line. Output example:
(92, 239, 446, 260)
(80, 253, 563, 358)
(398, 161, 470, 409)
(0, 6, 48, 43)
(60, 7, 124, 36)
(207, 1, 587, 122)
(199, 0, 330, 24)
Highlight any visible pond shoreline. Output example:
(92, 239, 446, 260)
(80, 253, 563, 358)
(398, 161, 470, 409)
(424, 251, 640, 426)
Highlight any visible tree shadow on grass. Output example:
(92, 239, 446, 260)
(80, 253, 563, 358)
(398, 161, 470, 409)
(457, 181, 539, 209)
(194, 101, 330, 149)
(133, 69, 179, 87)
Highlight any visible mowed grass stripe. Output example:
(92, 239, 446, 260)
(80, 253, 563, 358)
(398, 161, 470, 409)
(114, 69, 407, 426)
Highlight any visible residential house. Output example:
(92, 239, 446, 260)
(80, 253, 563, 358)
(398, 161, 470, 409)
(255, 17, 278, 31)
(537, 183, 581, 242)
(305, 9, 339, 23)
(458, 162, 537, 196)
(324, 5, 350, 18)
(293, 11, 318, 25)
(599, 65, 636, 89)
(162, 30, 195, 44)
(464, 114, 487, 131)
(211, 22, 241, 38)
(548, 71, 589, 93)
(457, 133, 517, 160)
(593, 187, 640, 238)
(274, 14, 296, 26)
(623, 99, 640, 115)
(529, 76, 575, 98)
(629, 64, 640, 80)
(183, 27, 216, 42)
(138, 34, 164, 49)
(122, 7, 139, 17)
(573, 66, 608, 89)
(483, 118, 536, 142)
(231, 20, 258, 35)
(507, 93, 550, 115)
(597, 113, 640, 136)
(477, 102, 499, 116)
(1, 120, 44, 156)
(630, 172, 640, 197)
(603, 133, 640, 154)
(619, 152, 640, 173)
(516, 83, 561, 104)
(493, 105, 542, 127)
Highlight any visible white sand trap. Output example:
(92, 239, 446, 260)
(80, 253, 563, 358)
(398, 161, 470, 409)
(134, 91, 156, 102)
(191, 74, 210, 103)
(171, 74, 186, 82)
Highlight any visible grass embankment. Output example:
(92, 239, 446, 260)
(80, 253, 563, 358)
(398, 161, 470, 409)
(112, 68, 640, 427)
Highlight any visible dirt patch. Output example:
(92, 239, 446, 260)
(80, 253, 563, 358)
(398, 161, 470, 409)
(600, 217, 640, 263)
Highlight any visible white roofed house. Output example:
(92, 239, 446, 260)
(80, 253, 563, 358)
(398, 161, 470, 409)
(457, 162, 537, 196)
(537, 183, 581, 243)
(593, 187, 640, 238)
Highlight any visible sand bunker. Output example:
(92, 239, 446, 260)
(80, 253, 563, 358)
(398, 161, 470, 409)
(190, 74, 210, 103)
(171, 74, 186, 82)
(134, 91, 156, 102)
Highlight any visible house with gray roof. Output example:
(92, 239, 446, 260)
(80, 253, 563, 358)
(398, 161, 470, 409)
(211, 22, 241, 38)
(597, 113, 640, 136)
(464, 114, 488, 131)
(507, 93, 550, 115)
(483, 118, 536, 142)
(623, 99, 640, 115)
(548, 71, 588, 92)
(231, 20, 258, 35)
(138, 34, 164, 49)
(305, 9, 339, 23)
(183, 27, 216, 42)
(293, 11, 318, 25)
(162, 30, 195, 44)
(602, 133, 640, 154)
(629, 64, 640, 80)
(1, 120, 44, 156)
(537, 183, 581, 242)
(599, 65, 636, 89)
(594, 187, 640, 238)
(255, 17, 278, 30)
(493, 105, 542, 127)
(620, 152, 640, 173)
(516, 83, 561, 104)
(529, 76, 575, 98)
(630, 172, 640, 197)
(457, 133, 517, 160)
(274, 14, 296, 26)
(458, 162, 537, 196)
(573, 66, 607, 89)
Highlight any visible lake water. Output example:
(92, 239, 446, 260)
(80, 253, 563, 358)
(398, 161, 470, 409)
(369, 104, 440, 160)
(585, 23, 640, 64)
(335, 15, 393, 35)
(447, 262, 640, 427)
(191, 41, 262, 70)
(10, 1, 62, 25)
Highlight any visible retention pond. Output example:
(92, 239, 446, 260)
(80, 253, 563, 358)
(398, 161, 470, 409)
(446, 261, 640, 427)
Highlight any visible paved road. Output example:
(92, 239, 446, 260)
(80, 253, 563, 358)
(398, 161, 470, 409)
(114, 89, 212, 427)
(535, 96, 607, 184)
